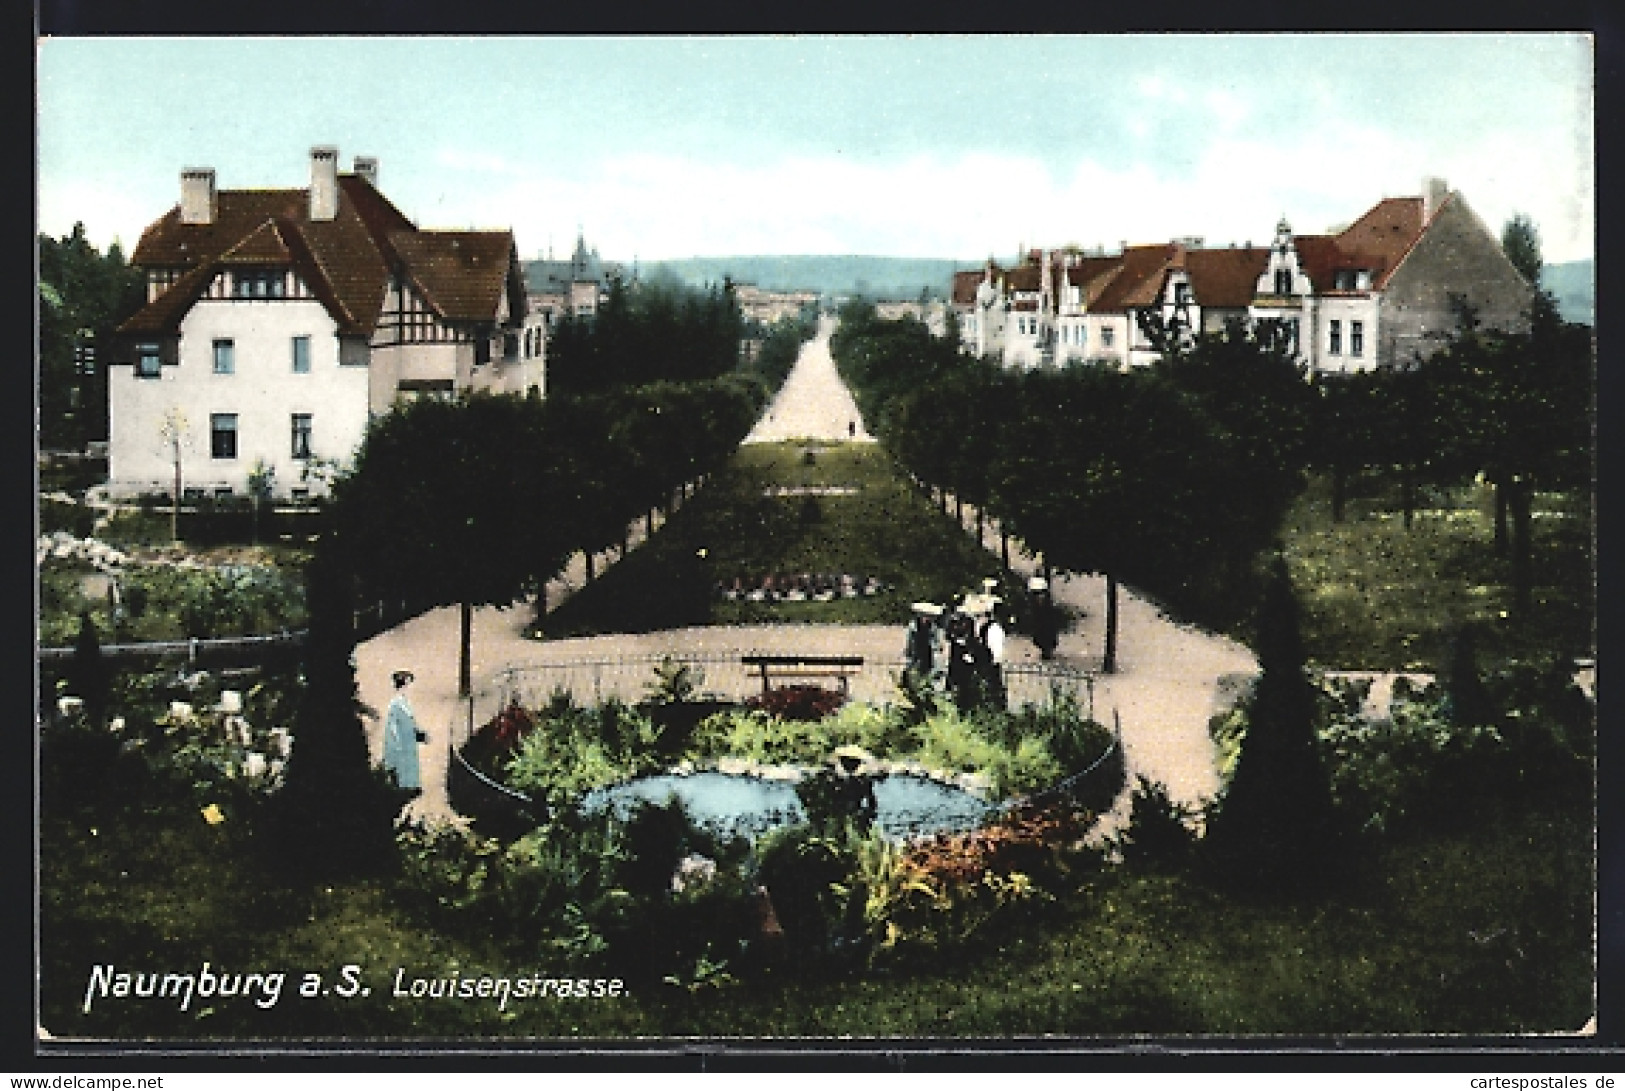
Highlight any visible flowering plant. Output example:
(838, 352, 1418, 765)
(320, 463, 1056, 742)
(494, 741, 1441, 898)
(745, 684, 847, 722)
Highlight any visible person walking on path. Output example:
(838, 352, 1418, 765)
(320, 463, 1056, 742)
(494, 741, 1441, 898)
(977, 599, 1008, 710)
(381, 669, 426, 798)
(944, 609, 984, 714)
(1026, 575, 1060, 661)
(904, 601, 942, 683)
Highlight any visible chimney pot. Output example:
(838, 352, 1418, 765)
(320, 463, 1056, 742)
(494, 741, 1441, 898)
(1423, 176, 1449, 220)
(353, 156, 379, 187)
(310, 146, 340, 221)
(179, 168, 216, 225)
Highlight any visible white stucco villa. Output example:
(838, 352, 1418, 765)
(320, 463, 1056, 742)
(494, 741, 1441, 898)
(109, 146, 547, 501)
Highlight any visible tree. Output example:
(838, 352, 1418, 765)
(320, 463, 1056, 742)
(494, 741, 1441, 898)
(273, 542, 400, 878)
(1424, 316, 1592, 617)
(37, 225, 145, 450)
(1309, 369, 1387, 523)
(158, 409, 190, 543)
(1202, 555, 1341, 894)
(330, 393, 570, 697)
(1147, 317, 1317, 542)
(1502, 213, 1544, 286)
(996, 366, 1269, 672)
(69, 610, 111, 729)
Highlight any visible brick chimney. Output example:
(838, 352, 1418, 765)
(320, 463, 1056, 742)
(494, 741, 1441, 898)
(353, 156, 379, 188)
(1423, 176, 1449, 221)
(309, 146, 340, 221)
(179, 168, 216, 225)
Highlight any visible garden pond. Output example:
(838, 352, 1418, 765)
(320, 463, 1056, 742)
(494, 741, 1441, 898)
(579, 769, 997, 841)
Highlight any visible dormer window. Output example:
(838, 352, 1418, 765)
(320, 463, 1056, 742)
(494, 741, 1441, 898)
(1274, 269, 1293, 295)
(233, 269, 287, 298)
(1333, 269, 1372, 292)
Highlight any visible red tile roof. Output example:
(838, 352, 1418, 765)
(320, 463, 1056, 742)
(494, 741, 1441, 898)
(218, 220, 294, 265)
(1334, 196, 1429, 288)
(390, 231, 519, 323)
(1005, 264, 1042, 292)
(1092, 244, 1178, 311)
(1183, 247, 1270, 308)
(120, 173, 515, 338)
(951, 269, 985, 307)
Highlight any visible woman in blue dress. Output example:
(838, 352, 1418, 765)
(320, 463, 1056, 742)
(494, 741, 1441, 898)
(381, 669, 425, 794)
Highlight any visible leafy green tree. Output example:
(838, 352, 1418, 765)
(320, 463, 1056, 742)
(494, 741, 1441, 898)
(1422, 315, 1591, 616)
(996, 366, 1268, 671)
(1308, 369, 1387, 523)
(1147, 317, 1317, 541)
(1502, 213, 1544, 286)
(330, 393, 570, 696)
(37, 225, 145, 450)
(547, 276, 744, 395)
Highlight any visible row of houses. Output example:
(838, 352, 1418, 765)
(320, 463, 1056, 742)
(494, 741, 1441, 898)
(950, 179, 1535, 373)
(101, 154, 1531, 503)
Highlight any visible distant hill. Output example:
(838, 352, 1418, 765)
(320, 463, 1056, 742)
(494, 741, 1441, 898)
(1542, 259, 1594, 327)
(642, 255, 971, 300)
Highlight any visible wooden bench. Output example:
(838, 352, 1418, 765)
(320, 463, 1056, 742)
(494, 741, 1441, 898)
(740, 654, 865, 695)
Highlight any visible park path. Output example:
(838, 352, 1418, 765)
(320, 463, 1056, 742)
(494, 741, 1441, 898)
(356, 318, 1257, 830)
(742, 316, 874, 444)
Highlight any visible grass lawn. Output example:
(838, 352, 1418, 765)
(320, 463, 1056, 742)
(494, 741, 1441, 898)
(538, 440, 1010, 636)
(41, 776, 1592, 1039)
(1283, 476, 1594, 672)
(38, 456, 1596, 1044)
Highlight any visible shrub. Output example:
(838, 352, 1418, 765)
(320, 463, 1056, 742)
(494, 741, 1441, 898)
(1317, 661, 1591, 836)
(462, 699, 537, 777)
(502, 696, 664, 813)
(1112, 776, 1200, 871)
(744, 684, 846, 722)
(795, 765, 881, 836)
(752, 824, 859, 953)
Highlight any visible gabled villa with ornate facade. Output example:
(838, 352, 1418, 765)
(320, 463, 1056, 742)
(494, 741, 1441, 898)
(952, 179, 1535, 373)
(109, 147, 547, 500)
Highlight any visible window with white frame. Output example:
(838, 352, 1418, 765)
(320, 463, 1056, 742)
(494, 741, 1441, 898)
(1351, 320, 1364, 357)
(213, 339, 234, 374)
(210, 413, 238, 459)
(291, 413, 313, 459)
(1102, 326, 1115, 348)
(234, 269, 286, 298)
(291, 335, 311, 373)
(1329, 320, 1342, 355)
(136, 343, 161, 378)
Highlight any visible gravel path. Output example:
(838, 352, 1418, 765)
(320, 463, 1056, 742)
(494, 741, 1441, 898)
(357, 319, 1259, 830)
(742, 316, 874, 444)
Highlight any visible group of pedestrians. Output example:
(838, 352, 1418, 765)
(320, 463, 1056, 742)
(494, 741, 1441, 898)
(903, 579, 1010, 714)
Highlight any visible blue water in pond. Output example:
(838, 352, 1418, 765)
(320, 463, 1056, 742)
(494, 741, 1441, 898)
(580, 771, 995, 840)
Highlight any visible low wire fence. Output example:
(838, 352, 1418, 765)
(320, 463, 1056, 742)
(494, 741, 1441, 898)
(460, 653, 1098, 748)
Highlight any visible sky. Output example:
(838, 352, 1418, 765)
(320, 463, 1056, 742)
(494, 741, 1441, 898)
(36, 33, 1596, 265)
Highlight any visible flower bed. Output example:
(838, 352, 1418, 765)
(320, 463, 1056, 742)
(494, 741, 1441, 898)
(743, 684, 846, 722)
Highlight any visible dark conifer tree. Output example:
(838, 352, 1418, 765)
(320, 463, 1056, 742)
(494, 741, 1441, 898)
(273, 543, 398, 878)
(1202, 554, 1341, 895)
(69, 610, 111, 729)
